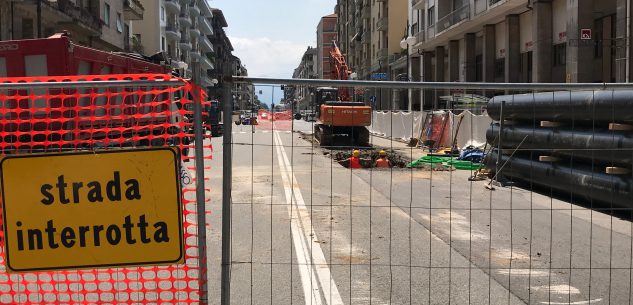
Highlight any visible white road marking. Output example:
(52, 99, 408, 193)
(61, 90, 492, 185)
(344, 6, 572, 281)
(540, 299, 602, 305)
(532, 285, 580, 295)
(496, 269, 550, 277)
(273, 131, 344, 305)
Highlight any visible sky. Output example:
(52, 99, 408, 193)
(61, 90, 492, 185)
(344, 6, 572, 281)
(210, 0, 337, 105)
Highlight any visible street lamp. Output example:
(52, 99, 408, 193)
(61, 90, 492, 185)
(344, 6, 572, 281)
(400, 23, 416, 111)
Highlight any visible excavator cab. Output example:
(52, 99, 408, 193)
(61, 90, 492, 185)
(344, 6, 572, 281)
(312, 87, 372, 146)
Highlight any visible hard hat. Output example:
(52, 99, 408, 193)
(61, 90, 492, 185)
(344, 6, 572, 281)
(352, 150, 360, 157)
(379, 150, 387, 156)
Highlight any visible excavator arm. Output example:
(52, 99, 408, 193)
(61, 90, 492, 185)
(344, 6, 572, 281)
(329, 41, 351, 101)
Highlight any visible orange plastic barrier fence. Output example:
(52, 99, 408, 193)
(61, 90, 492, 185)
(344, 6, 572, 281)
(0, 74, 210, 304)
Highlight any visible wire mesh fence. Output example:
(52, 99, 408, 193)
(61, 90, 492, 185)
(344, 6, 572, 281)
(216, 78, 633, 305)
(0, 74, 211, 304)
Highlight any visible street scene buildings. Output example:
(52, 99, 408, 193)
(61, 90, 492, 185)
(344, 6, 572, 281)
(0, 0, 251, 104)
(4, 1, 633, 304)
(288, 0, 629, 111)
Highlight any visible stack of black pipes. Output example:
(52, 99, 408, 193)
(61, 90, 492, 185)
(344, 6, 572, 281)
(485, 90, 633, 208)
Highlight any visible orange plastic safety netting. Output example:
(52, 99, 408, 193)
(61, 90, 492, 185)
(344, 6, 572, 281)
(0, 74, 210, 304)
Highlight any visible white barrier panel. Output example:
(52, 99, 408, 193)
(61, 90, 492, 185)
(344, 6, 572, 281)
(369, 110, 491, 149)
(454, 111, 493, 149)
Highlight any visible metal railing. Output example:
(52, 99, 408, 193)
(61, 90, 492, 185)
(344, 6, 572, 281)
(415, 29, 426, 44)
(436, 3, 471, 33)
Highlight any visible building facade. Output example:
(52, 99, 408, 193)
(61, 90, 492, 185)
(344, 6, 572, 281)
(231, 55, 254, 111)
(0, 0, 143, 52)
(134, 0, 214, 81)
(291, 47, 318, 110)
(335, 0, 407, 109)
(408, 0, 625, 110)
(317, 13, 337, 79)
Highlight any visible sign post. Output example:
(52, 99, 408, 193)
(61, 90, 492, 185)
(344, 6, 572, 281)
(0, 148, 183, 273)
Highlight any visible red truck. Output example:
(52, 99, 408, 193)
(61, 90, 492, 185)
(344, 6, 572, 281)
(0, 32, 169, 77)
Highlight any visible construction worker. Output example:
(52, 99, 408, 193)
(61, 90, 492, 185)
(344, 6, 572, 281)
(348, 150, 363, 169)
(375, 150, 391, 168)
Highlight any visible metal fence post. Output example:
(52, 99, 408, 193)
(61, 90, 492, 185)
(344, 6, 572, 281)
(221, 67, 233, 305)
(192, 61, 209, 304)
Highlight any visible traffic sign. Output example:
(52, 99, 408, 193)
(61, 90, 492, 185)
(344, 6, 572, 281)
(0, 148, 184, 272)
(581, 29, 592, 40)
(371, 73, 388, 80)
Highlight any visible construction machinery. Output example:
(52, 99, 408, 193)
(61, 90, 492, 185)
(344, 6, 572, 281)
(313, 42, 372, 146)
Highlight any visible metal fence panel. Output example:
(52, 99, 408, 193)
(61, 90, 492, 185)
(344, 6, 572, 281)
(216, 77, 633, 305)
(0, 74, 210, 304)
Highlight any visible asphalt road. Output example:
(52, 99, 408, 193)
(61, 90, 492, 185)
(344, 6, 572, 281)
(206, 119, 633, 305)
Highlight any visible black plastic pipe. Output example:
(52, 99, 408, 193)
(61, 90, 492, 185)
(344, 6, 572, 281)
(486, 125, 633, 166)
(487, 90, 633, 123)
(487, 152, 633, 208)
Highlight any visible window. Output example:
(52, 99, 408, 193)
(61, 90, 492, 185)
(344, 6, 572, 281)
(161, 6, 166, 21)
(104, 3, 111, 26)
(553, 43, 566, 66)
(116, 13, 123, 33)
(495, 58, 504, 78)
(428, 7, 435, 26)
(21, 18, 34, 39)
(161, 36, 166, 51)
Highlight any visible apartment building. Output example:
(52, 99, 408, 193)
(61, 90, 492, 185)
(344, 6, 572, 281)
(134, 0, 215, 90)
(291, 47, 318, 110)
(317, 13, 338, 79)
(231, 55, 254, 110)
(408, 0, 625, 110)
(0, 0, 142, 52)
(335, 0, 406, 109)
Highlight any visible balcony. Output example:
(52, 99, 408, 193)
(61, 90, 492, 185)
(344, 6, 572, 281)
(415, 29, 425, 44)
(190, 49, 201, 61)
(376, 16, 388, 32)
(179, 39, 192, 51)
(200, 56, 214, 70)
(198, 0, 213, 17)
(189, 27, 200, 38)
(179, 13, 192, 28)
(199, 16, 213, 34)
(165, 24, 181, 41)
(164, 0, 181, 13)
(436, 3, 470, 33)
(412, 0, 425, 10)
(426, 24, 435, 40)
(124, 0, 144, 20)
(48, 0, 102, 35)
(189, 2, 201, 16)
(475, 0, 508, 15)
(199, 36, 214, 52)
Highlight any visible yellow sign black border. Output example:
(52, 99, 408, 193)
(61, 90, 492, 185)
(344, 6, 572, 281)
(0, 147, 184, 273)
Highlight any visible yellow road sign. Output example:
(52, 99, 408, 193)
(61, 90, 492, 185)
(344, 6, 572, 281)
(0, 148, 184, 273)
